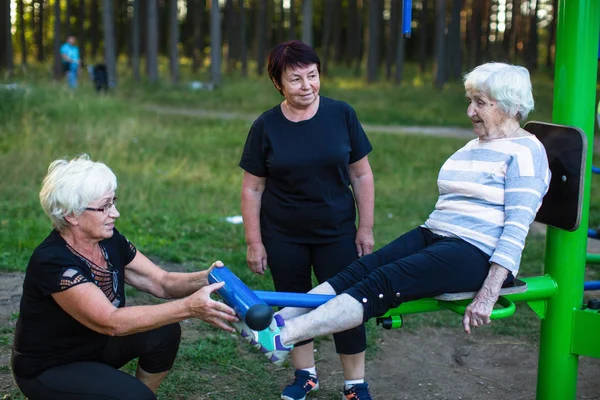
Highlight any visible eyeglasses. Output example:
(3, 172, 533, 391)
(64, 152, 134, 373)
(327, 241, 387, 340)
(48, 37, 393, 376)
(85, 196, 118, 214)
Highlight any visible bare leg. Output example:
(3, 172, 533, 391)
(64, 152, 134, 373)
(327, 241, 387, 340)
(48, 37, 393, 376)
(340, 352, 366, 380)
(291, 342, 316, 369)
(277, 282, 337, 320)
(136, 366, 169, 393)
(281, 294, 364, 345)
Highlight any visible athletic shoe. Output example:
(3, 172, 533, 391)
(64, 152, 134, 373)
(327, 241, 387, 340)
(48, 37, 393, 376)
(281, 369, 319, 400)
(232, 314, 293, 366)
(343, 382, 372, 400)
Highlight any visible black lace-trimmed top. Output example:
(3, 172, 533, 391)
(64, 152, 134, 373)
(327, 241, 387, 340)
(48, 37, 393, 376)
(11, 228, 137, 378)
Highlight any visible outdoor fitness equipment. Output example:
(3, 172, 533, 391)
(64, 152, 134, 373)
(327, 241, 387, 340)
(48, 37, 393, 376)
(214, 3, 599, 399)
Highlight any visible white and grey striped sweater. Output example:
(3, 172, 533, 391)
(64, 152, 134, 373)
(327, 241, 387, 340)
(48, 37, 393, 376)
(423, 135, 551, 275)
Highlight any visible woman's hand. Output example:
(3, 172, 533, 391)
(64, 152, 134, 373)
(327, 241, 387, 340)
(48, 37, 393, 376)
(246, 243, 268, 275)
(355, 227, 374, 257)
(462, 263, 509, 334)
(185, 281, 238, 332)
(462, 294, 498, 334)
(203, 260, 226, 285)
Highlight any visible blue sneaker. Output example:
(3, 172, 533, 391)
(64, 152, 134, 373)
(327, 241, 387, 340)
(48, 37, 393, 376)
(343, 382, 372, 400)
(233, 314, 293, 366)
(281, 369, 319, 400)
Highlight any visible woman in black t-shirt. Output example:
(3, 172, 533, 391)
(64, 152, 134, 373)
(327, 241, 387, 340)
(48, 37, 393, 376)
(239, 40, 375, 400)
(11, 155, 238, 400)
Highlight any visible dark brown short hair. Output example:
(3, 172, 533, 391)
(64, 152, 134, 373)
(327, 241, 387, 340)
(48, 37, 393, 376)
(267, 40, 321, 95)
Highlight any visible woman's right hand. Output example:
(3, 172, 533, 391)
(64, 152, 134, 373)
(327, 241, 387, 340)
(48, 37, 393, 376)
(246, 243, 268, 275)
(185, 282, 238, 332)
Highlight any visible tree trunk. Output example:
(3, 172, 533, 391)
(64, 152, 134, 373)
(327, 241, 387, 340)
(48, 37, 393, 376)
(2, 0, 14, 75)
(526, 0, 539, 71)
(354, 0, 365, 76)
(192, 0, 206, 74)
(469, 0, 483, 68)
(65, 0, 72, 35)
(132, 0, 141, 81)
(394, 0, 405, 84)
(210, 0, 222, 85)
(386, 0, 399, 80)
(345, 0, 358, 66)
(301, 0, 312, 46)
(332, 0, 343, 63)
(53, 0, 62, 80)
(18, 0, 27, 66)
(366, 0, 382, 83)
(321, 0, 333, 75)
(239, 0, 247, 76)
(277, 0, 284, 44)
(225, 0, 236, 73)
(288, 0, 296, 39)
(146, 0, 159, 82)
(433, 0, 447, 89)
(35, 0, 45, 62)
(447, 0, 462, 81)
(545, 0, 558, 69)
(255, 0, 267, 75)
(418, 0, 428, 73)
(168, 0, 179, 83)
(77, 0, 86, 63)
(90, 0, 99, 60)
(102, 0, 117, 87)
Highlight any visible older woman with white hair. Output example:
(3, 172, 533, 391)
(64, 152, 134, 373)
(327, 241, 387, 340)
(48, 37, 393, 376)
(235, 62, 551, 395)
(11, 155, 238, 400)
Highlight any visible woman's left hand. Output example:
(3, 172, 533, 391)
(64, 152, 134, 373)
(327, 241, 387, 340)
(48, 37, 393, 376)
(462, 294, 498, 334)
(355, 228, 374, 257)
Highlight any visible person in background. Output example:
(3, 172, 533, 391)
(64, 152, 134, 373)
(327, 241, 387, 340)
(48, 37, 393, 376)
(11, 155, 238, 400)
(237, 62, 550, 399)
(239, 40, 375, 400)
(60, 35, 81, 89)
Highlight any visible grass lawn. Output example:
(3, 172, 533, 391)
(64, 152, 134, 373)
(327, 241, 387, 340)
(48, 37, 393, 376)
(0, 66, 598, 399)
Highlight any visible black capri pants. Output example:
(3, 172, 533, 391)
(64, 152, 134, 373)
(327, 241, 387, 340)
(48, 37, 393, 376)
(13, 323, 181, 400)
(264, 235, 367, 355)
(328, 227, 513, 322)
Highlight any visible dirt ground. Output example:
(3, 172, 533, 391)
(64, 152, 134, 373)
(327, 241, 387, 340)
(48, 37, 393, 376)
(1, 267, 600, 400)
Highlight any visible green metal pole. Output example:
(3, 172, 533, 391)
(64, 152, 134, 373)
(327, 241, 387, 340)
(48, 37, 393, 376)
(537, 1, 600, 399)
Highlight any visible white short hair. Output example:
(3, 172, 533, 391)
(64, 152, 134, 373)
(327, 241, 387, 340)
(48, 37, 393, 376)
(464, 62, 534, 121)
(39, 154, 117, 231)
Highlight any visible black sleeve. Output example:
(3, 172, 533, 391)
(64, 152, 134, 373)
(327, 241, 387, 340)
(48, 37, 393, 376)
(239, 118, 268, 177)
(115, 230, 137, 266)
(31, 256, 90, 296)
(344, 103, 372, 163)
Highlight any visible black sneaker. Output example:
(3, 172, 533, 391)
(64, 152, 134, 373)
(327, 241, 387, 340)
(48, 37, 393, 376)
(281, 369, 319, 400)
(343, 382, 372, 400)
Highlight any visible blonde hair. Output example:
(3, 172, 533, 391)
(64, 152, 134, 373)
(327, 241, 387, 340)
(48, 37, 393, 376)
(464, 62, 534, 121)
(39, 154, 117, 230)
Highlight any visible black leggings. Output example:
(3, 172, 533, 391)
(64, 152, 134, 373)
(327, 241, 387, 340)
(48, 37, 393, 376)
(328, 227, 512, 322)
(13, 323, 181, 400)
(263, 235, 367, 355)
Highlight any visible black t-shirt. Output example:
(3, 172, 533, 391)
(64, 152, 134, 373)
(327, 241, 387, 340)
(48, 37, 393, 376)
(11, 228, 137, 378)
(239, 96, 372, 243)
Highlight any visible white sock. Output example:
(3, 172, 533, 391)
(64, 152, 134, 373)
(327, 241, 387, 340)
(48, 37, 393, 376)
(301, 366, 317, 376)
(345, 379, 364, 390)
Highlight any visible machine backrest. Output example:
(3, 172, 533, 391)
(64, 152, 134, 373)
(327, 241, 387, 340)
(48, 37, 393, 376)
(525, 121, 587, 232)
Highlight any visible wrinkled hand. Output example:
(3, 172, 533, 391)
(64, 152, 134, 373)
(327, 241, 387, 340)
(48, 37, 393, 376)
(355, 228, 374, 257)
(186, 281, 238, 332)
(246, 243, 267, 275)
(462, 294, 498, 334)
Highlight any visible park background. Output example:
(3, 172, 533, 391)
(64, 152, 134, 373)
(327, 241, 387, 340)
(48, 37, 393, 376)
(1, 0, 600, 399)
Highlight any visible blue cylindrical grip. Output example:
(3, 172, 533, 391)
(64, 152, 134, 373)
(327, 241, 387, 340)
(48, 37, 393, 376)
(254, 291, 334, 308)
(208, 266, 274, 331)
